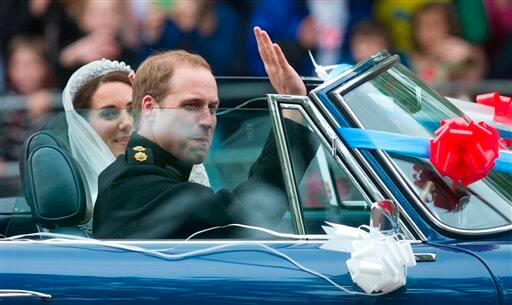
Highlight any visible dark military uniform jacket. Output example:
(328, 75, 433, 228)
(93, 121, 314, 239)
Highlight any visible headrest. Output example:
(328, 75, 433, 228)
(22, 135, 88, 228)
(19, 131, 65, 186)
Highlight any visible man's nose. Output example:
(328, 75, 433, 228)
(197, 108, 215, 129)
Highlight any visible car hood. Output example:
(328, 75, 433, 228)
(454, 241, 512, 305)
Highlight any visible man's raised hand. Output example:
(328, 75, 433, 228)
(254, 26, 307, 96)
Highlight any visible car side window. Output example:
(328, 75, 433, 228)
(281, 108, 370, 234)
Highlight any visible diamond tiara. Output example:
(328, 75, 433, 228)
(68, 59, 133, 100)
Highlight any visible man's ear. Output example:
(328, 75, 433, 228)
(141, 95, 158, 122)
(141, 95, 157, 109)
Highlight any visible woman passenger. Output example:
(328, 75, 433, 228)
(62, 59, 134, 215)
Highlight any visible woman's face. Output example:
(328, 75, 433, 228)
(88, 81, 133, 157)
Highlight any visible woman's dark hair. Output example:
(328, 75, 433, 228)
(73, 71, 131, 109)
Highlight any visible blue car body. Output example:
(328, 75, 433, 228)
(1, 52, 510, 304)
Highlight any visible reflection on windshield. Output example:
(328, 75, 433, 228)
(343, 64, 512, 231)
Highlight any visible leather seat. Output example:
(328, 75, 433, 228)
(19, 131, 91, 237)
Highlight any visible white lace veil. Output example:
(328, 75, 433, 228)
(63, 59, 210, 210)
(62, 59, 134, 207)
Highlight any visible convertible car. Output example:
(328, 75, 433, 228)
(0, 51, 510, 304)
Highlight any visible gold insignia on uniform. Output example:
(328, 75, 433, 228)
(134, 151, 147, 162)
(133, 146, 146, 152)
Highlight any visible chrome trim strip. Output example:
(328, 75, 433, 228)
(330, 66, 512, 236)
(0, 290, 51, 300)
(1, 239, 331, 245)
(329, 56, 398, 96)
(0, 238, 423, 245)
(268, 94, 306, 235)
(414, 253, 437, 262)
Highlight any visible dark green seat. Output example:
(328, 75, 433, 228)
(20, 131, 90, 237)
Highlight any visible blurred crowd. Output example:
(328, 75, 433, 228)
(1, 0, 511, 164)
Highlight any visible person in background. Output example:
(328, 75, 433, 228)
(347, 19, 410, 67)
(1, 35, 57, 162)
(138, 0, 241, 76)
(484, 0, 512, 79)
(5, 0, 81, 87)
(247, 0, 315, 76)
(373, 0, 428, 54)
(59, 0, 134, 83)
(410, 3, 486, 86)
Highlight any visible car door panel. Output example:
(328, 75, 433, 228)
(1, 241, 498, 304)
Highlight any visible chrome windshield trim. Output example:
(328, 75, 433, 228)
(329, 56, 398, 96)
(268, 94, 307, 235)
(330, 66, 512, 236)
(267, 94, 420, 242)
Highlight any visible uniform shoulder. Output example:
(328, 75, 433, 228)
(126, 145, 154, 165)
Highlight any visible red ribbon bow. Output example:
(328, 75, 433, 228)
(476, 92, 512, 126)
(430, 118, 500, 187)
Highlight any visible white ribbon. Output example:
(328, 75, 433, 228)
(308, 51, 352, 81)
(320, 222, 416, 294)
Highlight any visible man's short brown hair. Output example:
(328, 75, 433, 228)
(132, 50, 212, 122)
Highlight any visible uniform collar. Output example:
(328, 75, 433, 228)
(128, 133, 193, 179)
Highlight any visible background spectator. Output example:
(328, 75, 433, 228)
(484, 0, 512, 79)
(138, 0, 241, 75)
(410, 3, 486, 86)
(373, 0, 428, 53)
(247, 0, 314, 76)
(0, 0, 81, 87)
(349, 20, 391, 63)
(1, 35, 58, 162)
(58, 0, 135, 82)
(347, 20, 410, 66)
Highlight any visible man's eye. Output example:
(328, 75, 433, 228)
(100, 109, 119, 119)
(184, 105, 201, 112)
(209, 106, 218, 114)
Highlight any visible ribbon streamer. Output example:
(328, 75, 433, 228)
(336, 127, 512, 176)
(321, 222, 416, 294)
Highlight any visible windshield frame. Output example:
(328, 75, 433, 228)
(267, 94, 423, 241)
(319, 52, 511, 236)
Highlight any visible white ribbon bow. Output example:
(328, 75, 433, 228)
(320, 222, 416, 294)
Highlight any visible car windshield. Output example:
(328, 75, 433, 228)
(342, 64, 512, 232)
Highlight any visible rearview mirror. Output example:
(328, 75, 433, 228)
(370, 200, 399, 234)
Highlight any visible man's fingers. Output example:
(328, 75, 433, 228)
(255, 28, 275, 75)
(272, 43, 290, 70)
(260, 30, 278, 67)
(254, 27, 272, 66)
